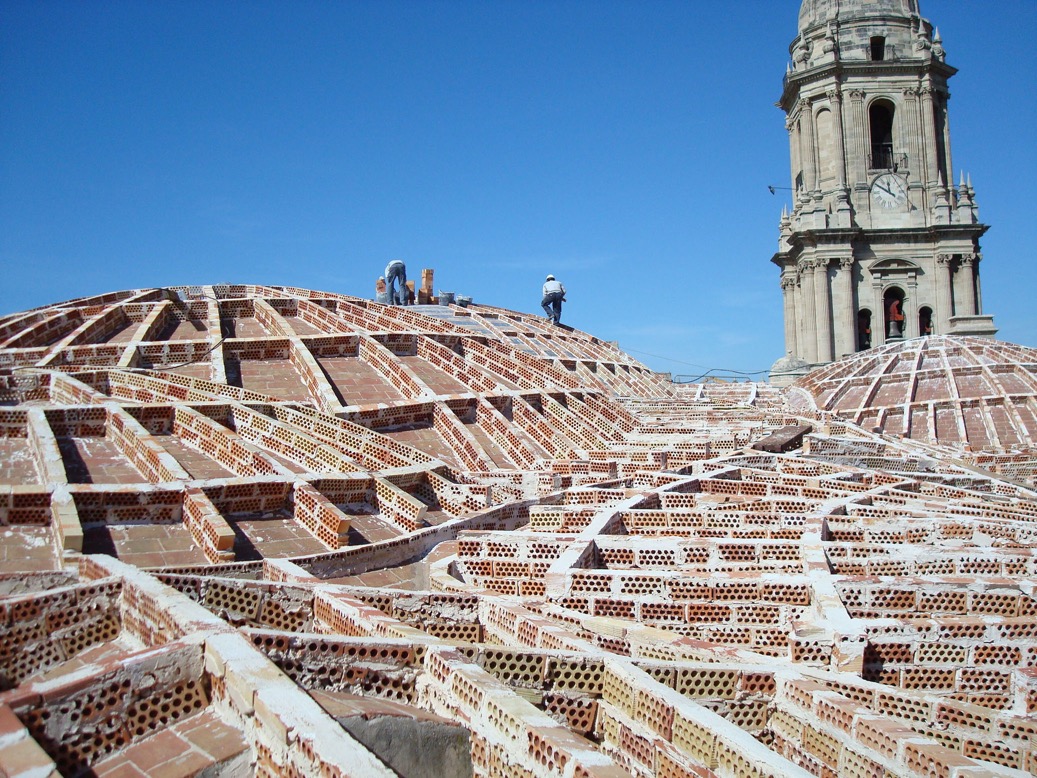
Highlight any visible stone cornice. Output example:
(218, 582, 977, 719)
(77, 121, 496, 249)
(770, 249, 803, 269)
(787, 223, 988, 248)
(779, 59, 957, 110)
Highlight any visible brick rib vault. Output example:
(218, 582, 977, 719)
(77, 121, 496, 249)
(0, 284, 1035, 777)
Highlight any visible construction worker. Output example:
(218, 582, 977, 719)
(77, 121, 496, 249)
(541, 274, 566, 324)
(384, 259, 407, 305)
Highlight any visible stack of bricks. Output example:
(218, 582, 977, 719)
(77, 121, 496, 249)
(419, 268, 435, 304)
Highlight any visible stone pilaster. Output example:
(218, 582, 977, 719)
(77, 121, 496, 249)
(798, 258, 818, 362)
(872, 282, 886, 347)
(781, 274, 799, 357)
(957, 253, 977, 315)
(812, 258, 833, 363)
(787, 119, 801, 195)
(919, 85, 939, 187)
(904, 277, 920, 338)
(974, 253, 984, 312)
(901, 86, 922, 189)
(847, 89, 867, 188)
(936, 254, 955, 331)
(800, 98, 817, 192)
(938, 90, 954, 188)
(826, 88, 847, 187)
(835, 258, 856, 357)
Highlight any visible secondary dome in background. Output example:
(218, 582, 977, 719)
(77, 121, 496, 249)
(792, 335, 1037, 453)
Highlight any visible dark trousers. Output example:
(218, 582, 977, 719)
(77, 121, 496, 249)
(541, 291, 563, 322)
(386, 265, 407, 305)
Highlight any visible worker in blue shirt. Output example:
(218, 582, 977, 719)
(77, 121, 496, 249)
(384, 259, 408, 305)
(541, 274, 566, 324)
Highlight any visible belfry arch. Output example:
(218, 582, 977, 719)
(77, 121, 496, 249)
(857, 309, 873, 351)
(868, 258, 922, 345)
(919, 305, 934, 336)
(883, 286, 907, 340)
(868, 99, 897, 170)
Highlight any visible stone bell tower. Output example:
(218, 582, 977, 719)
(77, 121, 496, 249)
(770, 0, 996, 382)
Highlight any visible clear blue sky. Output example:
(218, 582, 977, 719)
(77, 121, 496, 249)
(2, 1, 1034, 377)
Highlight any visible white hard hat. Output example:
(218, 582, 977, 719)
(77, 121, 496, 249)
(546, 274, 555, 281)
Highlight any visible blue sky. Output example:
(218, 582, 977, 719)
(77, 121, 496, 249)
(1, 1, 1034, 377)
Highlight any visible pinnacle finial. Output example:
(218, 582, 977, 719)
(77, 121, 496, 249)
(933, 27, 942, 43)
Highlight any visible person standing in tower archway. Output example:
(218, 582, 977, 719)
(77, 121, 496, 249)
(541, 274, 566, 324)
(384, 259, 407, 305)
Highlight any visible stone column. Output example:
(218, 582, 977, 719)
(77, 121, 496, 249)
(957, 253, 977, 315)
(919, 85, 939, 186)
(904, 278, 919, 338)
(936, 254, 955, 331)
(974, 253, 984, 313)
(901, 86, 922, 183)
(847, 90, 868, 188)
(787, 119, 801, 194)
(800, 98, 817, 192)
(873, 283, 886, 346)
(813, 258, 833, 363)
(835, 258, 856, 357)
(781, 274, 799, 357)
(939, 91, 954, 188)
(798, 259, 818, 362)
(827, 88, 847, 187)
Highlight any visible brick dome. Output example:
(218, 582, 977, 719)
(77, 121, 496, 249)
(792, 335, 1037, 456)
(0, 286, 1035, 777)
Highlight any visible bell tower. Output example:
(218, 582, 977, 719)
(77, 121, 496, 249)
(771, 0, 996, 380)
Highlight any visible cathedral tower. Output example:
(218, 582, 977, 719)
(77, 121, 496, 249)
(771, 0, 996, 380)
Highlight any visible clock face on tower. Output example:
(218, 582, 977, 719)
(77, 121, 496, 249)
(871, 173, 908, 209)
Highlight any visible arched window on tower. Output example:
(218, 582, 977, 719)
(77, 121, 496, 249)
(919, 306, 934, 336)
(858, 309, 873, 351)
(884, 287, 907, 339)
(870, 36, 886, 61)
(869, 101, 896, 170)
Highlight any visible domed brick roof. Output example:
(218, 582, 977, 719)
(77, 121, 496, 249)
(793, 335, 1037, 455)
(0, 286, 1036, 777)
